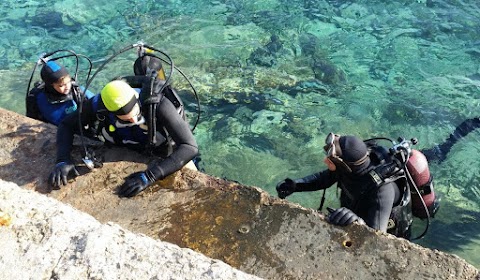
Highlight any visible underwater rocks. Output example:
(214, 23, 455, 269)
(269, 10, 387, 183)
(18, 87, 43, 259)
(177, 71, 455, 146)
(26, 9, 82, 37)
(248, 35, 285, 67)
(0, 108, 479, 280)
(312, 58, 346, 84)
(298, 33, 346, 85)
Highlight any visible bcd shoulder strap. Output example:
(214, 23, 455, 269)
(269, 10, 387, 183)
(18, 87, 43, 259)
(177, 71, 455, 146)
(26, 83, 46, 121)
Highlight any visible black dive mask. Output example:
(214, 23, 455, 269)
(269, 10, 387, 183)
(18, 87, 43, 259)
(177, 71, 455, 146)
(324, 132, 369, 174)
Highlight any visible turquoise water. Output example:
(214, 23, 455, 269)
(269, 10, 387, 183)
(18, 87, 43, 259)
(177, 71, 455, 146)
(1, 0, 480, 268)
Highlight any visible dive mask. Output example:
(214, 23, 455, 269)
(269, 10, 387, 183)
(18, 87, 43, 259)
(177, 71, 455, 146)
(324, 132, 340, 157)
(323, 132, 369, 174)
(115, 103, 145, 127)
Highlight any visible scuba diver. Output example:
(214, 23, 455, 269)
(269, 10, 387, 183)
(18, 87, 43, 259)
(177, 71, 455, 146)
(48, 44, 199, 197)
(26, 51, 95, 126)
(421, 117, 480, 163)
(276, 133, 440, 240)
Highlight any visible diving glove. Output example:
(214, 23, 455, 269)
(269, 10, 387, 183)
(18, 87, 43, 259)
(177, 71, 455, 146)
(276, 178, 297, 199)
(48, 161, 80, 189)
(327, 207, 365, 226)
(117, 171, 156, 197)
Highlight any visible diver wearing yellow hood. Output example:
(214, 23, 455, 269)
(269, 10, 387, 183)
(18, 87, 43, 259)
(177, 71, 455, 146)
(48, 57, 198, 197)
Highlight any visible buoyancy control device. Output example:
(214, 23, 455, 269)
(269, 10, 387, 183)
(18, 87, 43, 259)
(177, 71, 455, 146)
(365, 137, 440, 240)
(406, 149, 439, 219)
(26, 50, 93, 123)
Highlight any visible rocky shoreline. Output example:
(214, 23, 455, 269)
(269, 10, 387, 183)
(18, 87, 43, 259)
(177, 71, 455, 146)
(0, 108, 479, 280)
(0, 180, 261, 280)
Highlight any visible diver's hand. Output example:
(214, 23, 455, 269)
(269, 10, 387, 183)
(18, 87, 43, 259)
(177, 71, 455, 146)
(327, 207, 365, 226)
(48, 161, 80, 188)
(117, 171, 156, 197)
(276, 178, 296, 199)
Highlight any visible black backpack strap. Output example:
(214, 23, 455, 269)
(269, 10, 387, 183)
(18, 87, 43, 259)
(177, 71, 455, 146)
(25, 84, 47, 122)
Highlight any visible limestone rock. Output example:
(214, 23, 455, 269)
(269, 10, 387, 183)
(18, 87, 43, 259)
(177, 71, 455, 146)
(0, 180, 260, 280)
(0, 108, 479, 280)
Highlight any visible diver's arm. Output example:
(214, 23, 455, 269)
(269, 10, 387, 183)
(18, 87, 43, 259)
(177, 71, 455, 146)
(49, 110, 82, 188)
(56, 99, 97, 162)
(439, 117, 480, 156)
(55, 112, 77, 162)
(146, 98, 198, 180)
(365, 181, 399, 232)
(276, 169, 336, 199)
(422, 117, 480, 162)
(294, 170, 337, 192)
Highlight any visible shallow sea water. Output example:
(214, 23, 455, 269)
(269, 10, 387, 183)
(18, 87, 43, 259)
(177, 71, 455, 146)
(1, 0, 479, 268)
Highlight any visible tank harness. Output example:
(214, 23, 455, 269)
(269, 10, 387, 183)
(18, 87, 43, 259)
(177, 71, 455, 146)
(92, 75, 185, 156)
(319, 137, 440, 240)
(26, 81, 86, 125)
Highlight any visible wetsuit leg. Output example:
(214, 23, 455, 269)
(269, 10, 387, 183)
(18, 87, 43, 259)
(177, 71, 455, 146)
(422, 117, 480, 162)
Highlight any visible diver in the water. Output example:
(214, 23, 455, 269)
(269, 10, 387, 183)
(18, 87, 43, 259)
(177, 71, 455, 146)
(421, 117, 480, 163)
(26, 61, 95, 126)
(48, 55, 198, 197)
(276, 133, 440, 239)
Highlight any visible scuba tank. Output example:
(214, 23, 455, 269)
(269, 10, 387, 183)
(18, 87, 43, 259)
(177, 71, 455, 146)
(362, 137, 440, 240)
(406, 149, 439, 219)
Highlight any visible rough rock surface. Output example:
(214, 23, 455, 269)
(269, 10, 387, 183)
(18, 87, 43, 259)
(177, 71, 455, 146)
(0, 108, 479, 280)
(0, 180, 261, 280)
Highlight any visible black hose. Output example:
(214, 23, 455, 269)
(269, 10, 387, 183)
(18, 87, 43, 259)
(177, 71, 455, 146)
(140, 44, 200, 131)
(406, 166, 431, 241)
(25, 49, 94, 162)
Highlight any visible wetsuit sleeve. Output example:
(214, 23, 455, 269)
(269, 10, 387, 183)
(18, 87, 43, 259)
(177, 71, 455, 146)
(35, 92, 63, 126)
(421, 117, 480, 162)
(293, 169, 337, 192)
(146, 98, 198, 180)
(365, 181, 399, 232)
(439, 117, 480, 156)
(55, 98, 97, 163)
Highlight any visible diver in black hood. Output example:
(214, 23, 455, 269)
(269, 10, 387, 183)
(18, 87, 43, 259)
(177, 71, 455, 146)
(276, 133, 411, 237)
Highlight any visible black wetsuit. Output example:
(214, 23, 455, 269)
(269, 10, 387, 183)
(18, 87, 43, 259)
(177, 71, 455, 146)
(422, 117, 480, 162)
(55, 86, 198, 181)
(27, 83, 94, 126)
(293, 168, 401, 232)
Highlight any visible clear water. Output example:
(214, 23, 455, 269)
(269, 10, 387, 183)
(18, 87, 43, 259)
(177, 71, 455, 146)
(1, 0, 479, 268)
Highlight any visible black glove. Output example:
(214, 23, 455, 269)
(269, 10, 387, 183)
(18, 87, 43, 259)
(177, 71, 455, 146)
(117, 171, 156, 197)
(48, 161, 80, 189)
(327, 207, 365, 226)
(276, 178, 296, 199)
